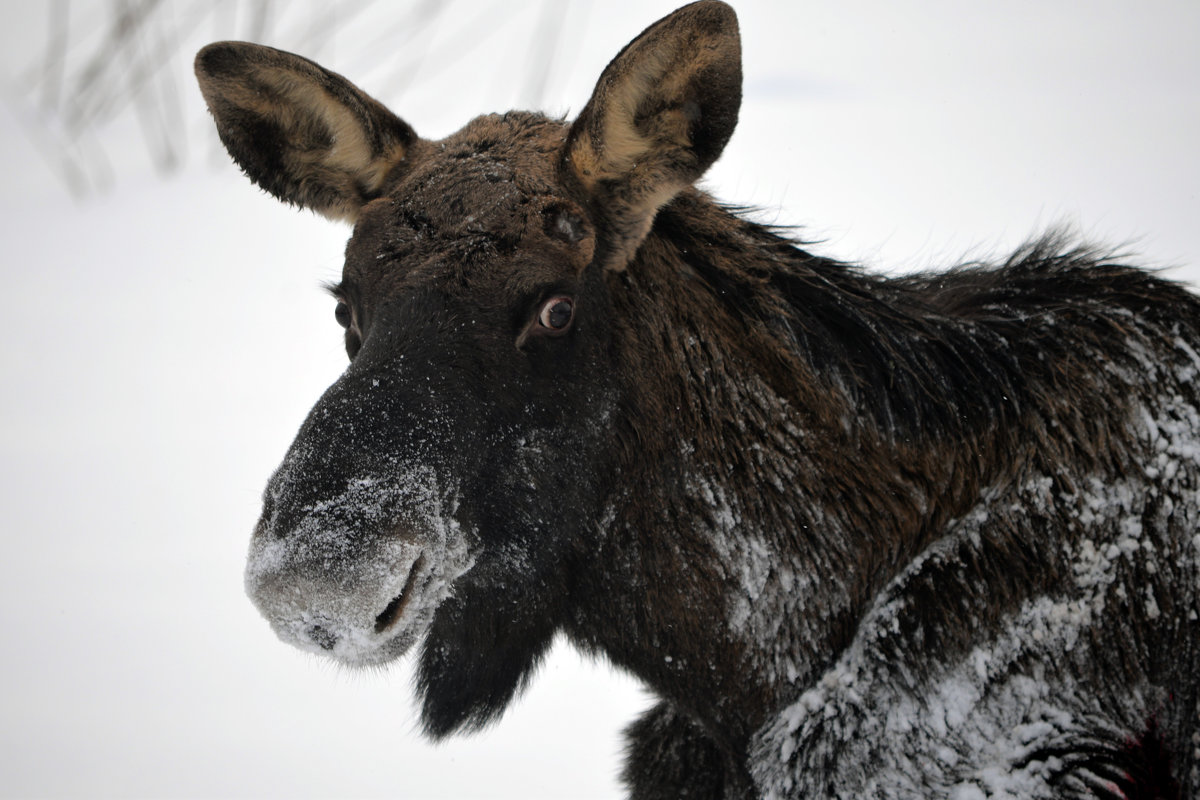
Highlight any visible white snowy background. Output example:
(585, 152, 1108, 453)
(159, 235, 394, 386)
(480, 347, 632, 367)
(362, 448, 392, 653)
(0, 1, 1197, 798)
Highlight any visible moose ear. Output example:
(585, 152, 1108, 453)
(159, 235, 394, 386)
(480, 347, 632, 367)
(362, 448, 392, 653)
(563, 1, 741, 268)
(195, 42, 417, 222)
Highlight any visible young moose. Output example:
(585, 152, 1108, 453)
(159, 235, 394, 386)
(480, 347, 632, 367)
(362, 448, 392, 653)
(197, 2, 1200, 797)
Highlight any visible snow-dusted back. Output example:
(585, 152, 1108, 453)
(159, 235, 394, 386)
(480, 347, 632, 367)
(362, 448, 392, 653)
(750, 330, 1200, 798)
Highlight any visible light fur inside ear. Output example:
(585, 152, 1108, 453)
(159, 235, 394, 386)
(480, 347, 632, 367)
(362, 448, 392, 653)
(265, 68, 404, 214)
(564, 1, 742, 268)
(196, 42, 417, 222)
(570, 47, 699, 189)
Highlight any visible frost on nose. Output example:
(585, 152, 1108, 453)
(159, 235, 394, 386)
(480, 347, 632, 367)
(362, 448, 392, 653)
(244, 461, 475, 666)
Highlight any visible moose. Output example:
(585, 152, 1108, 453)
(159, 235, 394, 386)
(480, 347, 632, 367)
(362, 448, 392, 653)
(197, 2, 1199, 797)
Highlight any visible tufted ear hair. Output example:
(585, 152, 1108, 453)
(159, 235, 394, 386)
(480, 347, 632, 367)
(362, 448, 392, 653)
(563, 0, 742, 269)
(195, 42, 418, 223)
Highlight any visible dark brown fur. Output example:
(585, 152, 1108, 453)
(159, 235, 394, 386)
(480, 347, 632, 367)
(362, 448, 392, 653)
(198, 3, 1200, 797)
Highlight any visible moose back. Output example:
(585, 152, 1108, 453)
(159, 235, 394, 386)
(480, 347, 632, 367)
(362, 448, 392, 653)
(197, 2, 1199, 797)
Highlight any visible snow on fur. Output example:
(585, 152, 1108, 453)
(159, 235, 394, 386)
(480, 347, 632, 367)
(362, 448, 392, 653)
(752, 333, 1200, 798)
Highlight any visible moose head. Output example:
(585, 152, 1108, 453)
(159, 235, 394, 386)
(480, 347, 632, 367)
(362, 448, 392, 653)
(197, 1, 745, 738)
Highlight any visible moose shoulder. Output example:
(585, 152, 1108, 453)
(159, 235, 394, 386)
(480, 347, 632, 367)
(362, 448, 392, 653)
(196, 2, 1200, 797)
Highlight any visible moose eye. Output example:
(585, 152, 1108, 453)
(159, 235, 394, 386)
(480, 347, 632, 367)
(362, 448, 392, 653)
(334, 300, 352, 329)
(538, 297, 575, 331)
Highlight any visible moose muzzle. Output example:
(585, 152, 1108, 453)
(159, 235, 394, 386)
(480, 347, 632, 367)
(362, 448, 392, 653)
(244, 360, 477, 667)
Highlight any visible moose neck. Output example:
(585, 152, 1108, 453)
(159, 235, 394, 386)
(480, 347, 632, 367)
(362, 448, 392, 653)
(564, 192, 1023, 752)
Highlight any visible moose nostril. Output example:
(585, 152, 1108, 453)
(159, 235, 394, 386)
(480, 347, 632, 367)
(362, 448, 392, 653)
(306, 624, 338, 651)
(374, 555, 426, 634)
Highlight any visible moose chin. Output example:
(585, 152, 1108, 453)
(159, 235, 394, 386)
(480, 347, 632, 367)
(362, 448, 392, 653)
(198, 2, 1199, 797)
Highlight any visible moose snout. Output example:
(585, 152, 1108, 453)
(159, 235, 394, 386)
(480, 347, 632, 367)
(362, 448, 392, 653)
(300, 559, 417, 652)
(244, 459, 475, 666)
(244, 530, 432, 665)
